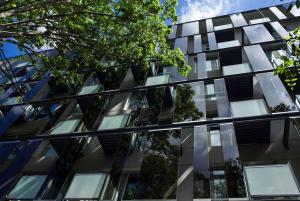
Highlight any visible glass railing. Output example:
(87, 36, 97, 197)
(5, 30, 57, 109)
(217, 40, 241, 49)
(222, 63, 251, 76)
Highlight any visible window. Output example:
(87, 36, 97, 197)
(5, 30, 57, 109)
(244, 164, 300, 197)
(65, 173, 107, 199)
(210, 130, 221, 147)
(98, 114, 129, 130)
(7, 175, 47, 199)
(206, 60, 219, 72)
(50, 119, 80, 135)
(182, 21, 199, 36)
(231, 99, 268, 117)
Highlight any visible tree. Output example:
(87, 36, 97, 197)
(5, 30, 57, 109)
(275, 0, 300, 89)
(0, 0, 190, 85)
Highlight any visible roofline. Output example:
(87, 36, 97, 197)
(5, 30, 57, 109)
(174, 1, 296, 25)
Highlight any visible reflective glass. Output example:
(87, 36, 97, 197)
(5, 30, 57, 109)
(270, 7, 287, 19)
(78, 84, 102, 95)
(65, 173, 107, 199)
(223, 63, 251, 75)
(98, 114, 129, 130)
(230, 13, 247, 27)
(230, 99, 268, 117)
(214, 24, 233, 31)
(7, 175, 47, 199)
(145, 74, 170, 86)
(174, 37, 188, 54)
(50, 119, 80, 135)
(243, 24, 274, 44)
(290, 5, 300, 16)
(218, 40, 241, 49)
(210, 130, 221, 147)
(182, 22, 199, 36)
(249, 17, 270, 24)
(245, 164, 300, 196)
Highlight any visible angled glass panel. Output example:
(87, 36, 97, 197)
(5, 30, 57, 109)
(230, 99, 268, 118)
(214, 24, 233, 31)
(98, 114, 129, 130)
(208, 32, 217, 50)
(50, 119, 80, 135)
(145, 74, 170, 86)
(243, 24, 274, 44)
(78, 84, 102, 95)
(290, 5, 300, 17)
(65, 173, 107, 199)
(206, 19, 214, 32)
(174, 37, 188, 54)
(7, 175, 47, 199)
(210, 130, 221, 147)
(270, 7, 287, 19)
(169, 25, 177, 39)
(249, 17, 270, 24)
(244, 164, 300, 197)
(244, 45, 274, 71)
(230, 13, 247, 27)
(194, 35, 202, 53)
(270, 21, 289, 39)
(218, 40, 241, 49)
(182, 21, 199, 36)
(223, 63, 251, 76)
(1, 96, 23, 106)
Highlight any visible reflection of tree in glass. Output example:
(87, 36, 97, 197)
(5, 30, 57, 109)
(174, 84, 203, 122)
(194, 172, 210, 198)
(101, 67, 127, 90)
(136, 130, 180, 199)
(224, 160, 246, 198)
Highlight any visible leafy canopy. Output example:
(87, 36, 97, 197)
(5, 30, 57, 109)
(275, 0, 300, 89)
(0, 0, 190, 84)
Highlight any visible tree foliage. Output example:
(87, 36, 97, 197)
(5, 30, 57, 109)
(0, 0, 190, 84)
(275, 0, 300, 89)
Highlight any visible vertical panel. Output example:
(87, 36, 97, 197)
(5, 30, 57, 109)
(270, 21, 289, 39)
(230, 13, 247, 27)
(194, 35, 202, 53)
(256, 72, 296, 109)
(207, 32, 217, 50)
(197, 53, 207, 79)
(182, 21, 199, 37)
(194, 126, 208, 174)
(243, 24, 274, 44)
(270, 7, 287, 19)
(174, 37, 188, 54)
(214, 79, 231, 118)
(244, 45, 274, 71)
(206, 18, 214, 32)
(169, 25, 177, 39)
(220, 123, 239, 161)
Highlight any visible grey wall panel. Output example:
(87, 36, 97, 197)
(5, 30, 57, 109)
(230, 13, 247, 27)
(208, 32, 218, 50)
(175, 37, 188, 54)
(270, 7, 287, 19)
(197, 53, 207, 79)
(194, 35, 202, 53)
(256, 72, 296, 109)
(182, 21, 199, 37)
(206, 18, 214, 32)
(169, 25, 177, 39)
(214, 78, 231, 118)
(243, 24, 274, 44)
(244, 45, 274, 71)
(220, 123, 239, 162)
(270, 21, 289, 39)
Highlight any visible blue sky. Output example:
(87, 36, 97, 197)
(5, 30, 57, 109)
(178, 0, 293, 22)
(3, 0, 295, 58)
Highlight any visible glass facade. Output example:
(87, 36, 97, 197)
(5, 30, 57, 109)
(1, 3, 300, 201)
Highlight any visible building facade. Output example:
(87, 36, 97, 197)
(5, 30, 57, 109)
(0, 2, 300, 201)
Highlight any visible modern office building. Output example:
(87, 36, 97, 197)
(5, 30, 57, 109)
(1, 2, 300, 201)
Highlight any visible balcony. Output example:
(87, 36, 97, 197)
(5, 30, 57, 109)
(218, 40, 241, 49)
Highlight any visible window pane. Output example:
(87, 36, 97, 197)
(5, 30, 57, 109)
(230, 99, 268, 117)
(65, 173, 107, 199)
(210, 130, 221, 147)
(145, 75, 170, 86)
(290, 5, 300, 17)
(230, 13, 247, 27)
(174, 37, 188, 54)
(269, 7, 287, 19)
(8, 175, 47, 199)
(50, 119, 80, 135)
(245, 164, 300, 196)
(78, 84, 102, 95)
(223, 63, 251, 75)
